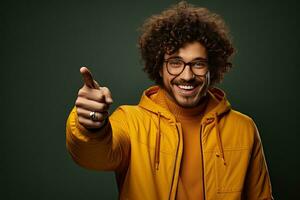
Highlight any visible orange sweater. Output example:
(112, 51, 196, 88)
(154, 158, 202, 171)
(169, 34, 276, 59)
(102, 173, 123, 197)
(151, 89, 209, 200)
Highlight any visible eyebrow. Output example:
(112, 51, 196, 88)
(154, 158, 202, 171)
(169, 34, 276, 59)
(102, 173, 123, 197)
(167, 56, 208, 62)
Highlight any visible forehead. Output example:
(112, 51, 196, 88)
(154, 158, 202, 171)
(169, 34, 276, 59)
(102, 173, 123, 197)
(165, 41, 207, 60)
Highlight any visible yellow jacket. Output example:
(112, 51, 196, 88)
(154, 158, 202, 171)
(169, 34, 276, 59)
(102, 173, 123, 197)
(66, 86, 273, 200)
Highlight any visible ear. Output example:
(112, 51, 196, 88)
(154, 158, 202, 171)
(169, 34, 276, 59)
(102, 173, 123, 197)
(159, 68, 163, 77)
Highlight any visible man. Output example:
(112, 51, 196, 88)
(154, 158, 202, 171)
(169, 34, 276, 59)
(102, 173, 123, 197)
(66, 1, 274, 199)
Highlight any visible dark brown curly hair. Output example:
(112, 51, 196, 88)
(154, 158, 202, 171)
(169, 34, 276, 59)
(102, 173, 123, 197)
(138, 1, 235, 86)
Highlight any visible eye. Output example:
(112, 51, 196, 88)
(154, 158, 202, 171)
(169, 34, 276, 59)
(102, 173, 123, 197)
(168, 59, 183, 67)
(192, 61, 207, 68)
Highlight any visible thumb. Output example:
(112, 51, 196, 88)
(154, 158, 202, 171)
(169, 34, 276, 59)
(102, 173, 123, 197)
(101, 87, 113, 104)
(93, 80, 101, 89)
(105, 95, 113, 104)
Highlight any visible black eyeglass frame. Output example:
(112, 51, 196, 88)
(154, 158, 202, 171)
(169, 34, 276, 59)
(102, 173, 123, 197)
(163, 58, 209, 76)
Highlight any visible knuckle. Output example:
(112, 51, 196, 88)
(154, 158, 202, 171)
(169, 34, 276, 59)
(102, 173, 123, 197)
(75, 97, 85, 107)
(76, 107, 83, 115)
(78, 116, 84, 124)
(102, 87, 111, 95)
(96, 92, 105, 102)
(77, 88, 83, 96)
(98, 88, 104, 95)
(78, 86, 92, 96)
(94, 121, 102, 127)
(75, 99, 81, 106)
(101, 86, 109, 91)
(78, 87, 86, 96)
(87, 121, 100, 129)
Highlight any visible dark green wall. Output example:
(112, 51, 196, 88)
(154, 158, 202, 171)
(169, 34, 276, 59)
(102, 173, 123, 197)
(1, 0, 299, 199)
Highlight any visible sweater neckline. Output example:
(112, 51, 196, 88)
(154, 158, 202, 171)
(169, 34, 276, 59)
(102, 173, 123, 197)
(153, 88, 209, 121)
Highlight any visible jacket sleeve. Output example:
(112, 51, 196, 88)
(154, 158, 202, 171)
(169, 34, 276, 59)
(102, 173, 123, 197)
(243, 119, 274, 200)
(66, 106, 130, 171)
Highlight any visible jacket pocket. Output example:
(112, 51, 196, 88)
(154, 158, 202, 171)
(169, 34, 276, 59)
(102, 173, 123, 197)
(215, 147, 250, 193)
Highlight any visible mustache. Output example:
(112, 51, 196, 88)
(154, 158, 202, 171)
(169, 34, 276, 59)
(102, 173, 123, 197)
(171, 78, 203, 86)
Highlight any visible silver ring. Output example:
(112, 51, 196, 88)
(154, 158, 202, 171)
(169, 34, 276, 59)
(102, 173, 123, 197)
(89, 111, 99, 121)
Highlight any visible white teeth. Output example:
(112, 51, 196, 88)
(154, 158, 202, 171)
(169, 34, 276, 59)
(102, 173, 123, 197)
(178, 85, 194, 90)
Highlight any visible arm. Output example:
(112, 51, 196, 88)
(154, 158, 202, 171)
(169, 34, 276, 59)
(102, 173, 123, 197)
(243, 120, 274, 200)
(66, 106, 130, 171)
(66, 67, 130, 171)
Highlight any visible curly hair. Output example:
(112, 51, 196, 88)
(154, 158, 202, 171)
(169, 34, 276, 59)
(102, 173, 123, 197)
(138, 1, 235, 86)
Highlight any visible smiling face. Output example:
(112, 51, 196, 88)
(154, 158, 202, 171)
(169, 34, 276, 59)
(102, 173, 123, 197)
(160, 41, 209, 108)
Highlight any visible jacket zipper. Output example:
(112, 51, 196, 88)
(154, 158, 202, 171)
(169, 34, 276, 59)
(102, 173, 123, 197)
(168, 124, 181, 200)
(200, 124, 206, 200)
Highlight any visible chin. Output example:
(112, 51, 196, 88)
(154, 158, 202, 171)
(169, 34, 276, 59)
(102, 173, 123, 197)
(174, 95, 201, 108)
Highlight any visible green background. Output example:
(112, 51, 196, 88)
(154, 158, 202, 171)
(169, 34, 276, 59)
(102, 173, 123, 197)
(1, 0, 299, 199)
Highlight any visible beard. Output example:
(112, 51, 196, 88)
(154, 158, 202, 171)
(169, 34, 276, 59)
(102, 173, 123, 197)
(165, 71, 211, 108)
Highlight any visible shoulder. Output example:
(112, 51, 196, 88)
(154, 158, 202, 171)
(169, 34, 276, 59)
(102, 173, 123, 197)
(227, 109, 256, 125)
(219, 109, 261, 148)
(225, 109, 258, 134)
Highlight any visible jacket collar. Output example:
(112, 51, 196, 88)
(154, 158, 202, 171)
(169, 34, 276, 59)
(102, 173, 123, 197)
(138, 85, 232, 169)
(138, 86, 177, 122)
(138, 85, 231, 124)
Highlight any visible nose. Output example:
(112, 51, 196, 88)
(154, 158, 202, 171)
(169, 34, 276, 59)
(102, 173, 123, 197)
(179, 65, 194, 80)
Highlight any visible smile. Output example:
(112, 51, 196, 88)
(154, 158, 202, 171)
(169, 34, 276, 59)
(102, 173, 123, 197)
(174, 84, 199, 96)
(177, 85, 195, 90)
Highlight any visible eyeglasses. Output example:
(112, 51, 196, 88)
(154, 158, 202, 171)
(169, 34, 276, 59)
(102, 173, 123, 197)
(164, 58, 208, 76)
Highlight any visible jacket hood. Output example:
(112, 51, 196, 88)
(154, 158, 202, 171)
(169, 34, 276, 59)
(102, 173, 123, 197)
(138, 85, 231, 123)
(139, 85, 232, 170)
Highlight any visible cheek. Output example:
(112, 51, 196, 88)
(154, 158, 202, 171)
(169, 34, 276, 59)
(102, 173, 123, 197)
(161, 66, 177, 87)
(163, 74, 174, 87)
(162, 77, 170, 88)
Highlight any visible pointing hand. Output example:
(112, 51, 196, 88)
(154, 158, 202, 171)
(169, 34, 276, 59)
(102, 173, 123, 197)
(75, 67, 113, 129)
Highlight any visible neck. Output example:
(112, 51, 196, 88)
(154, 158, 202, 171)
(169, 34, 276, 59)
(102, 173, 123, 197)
(160, 88, 209, 120)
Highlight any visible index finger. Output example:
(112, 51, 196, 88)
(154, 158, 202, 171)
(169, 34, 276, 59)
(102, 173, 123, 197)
(80, 67, 98, 88)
